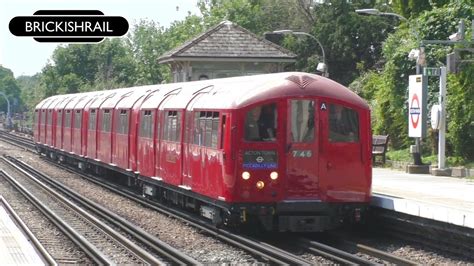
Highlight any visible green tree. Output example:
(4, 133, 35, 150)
(0, 66, 23, 115)
(391, 0, 450, 19)
(353, 0, 473, 160)
(307, 0, 394, 84)
(127, 20, 169, 85)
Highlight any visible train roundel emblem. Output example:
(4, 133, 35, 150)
(256, 156, 264, 163)
(410, 94, 421, 129)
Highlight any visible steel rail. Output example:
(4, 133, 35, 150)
(0, 169, 113, 265)
(6, 156, 200, 266)
(352, 242, 417, 265)
(2, 157, 167, 266)
(0, 195, 58, 266)
(48, 157, 313, 265)
(296, 237, 374, 265)
(0, 131, 36, 150)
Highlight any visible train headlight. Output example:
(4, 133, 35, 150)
(242, 171, 251, 180)
(270, 171, 278, 180)
(256, 181, 265, 189)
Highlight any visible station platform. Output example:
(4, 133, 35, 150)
(371, 167, 474, 229)
(0, 198, 47, 265)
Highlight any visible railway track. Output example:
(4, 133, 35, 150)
(307, 234, 418, 265)
(1, 156, 198, 265)
(0, 130, 36, 151)
(44, 156, 314, 265)
(370, 208, 474, 260)
(0, 196, 57, 265)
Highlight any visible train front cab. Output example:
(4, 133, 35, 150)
(236, 97, 371, 232)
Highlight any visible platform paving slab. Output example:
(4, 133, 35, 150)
(371, 167, 474, 229)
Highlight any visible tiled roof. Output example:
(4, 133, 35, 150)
(158, 21, 296, 63)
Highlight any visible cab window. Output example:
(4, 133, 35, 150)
(290, 100, 315, 142)
(244, 103, 277, 142)
(329, 104, 359, 142)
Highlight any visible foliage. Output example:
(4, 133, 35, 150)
(352, 0, 473, 161)
(447, 64, 474, 160)
(316, 1, 386, 84)
(0, 66, 23, 114)
(391, 0, 451, 19)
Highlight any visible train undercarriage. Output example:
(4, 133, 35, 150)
(37, 144, 368, 232)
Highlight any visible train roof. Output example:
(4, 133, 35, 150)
(39, 72, 369, 111)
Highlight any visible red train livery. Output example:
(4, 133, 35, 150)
(34, 72, 372, 232)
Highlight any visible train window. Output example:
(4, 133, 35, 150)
(65, 110, 71, 128)
(220, 115, 226, 149)
(139, 110, 153, 138)
(89, 109, 96, 130)
(199, 112, 206, 145)
(47, 110, 52, 125)
(193, 112, 202, 145)
(205, 112, 213, 147)
(193, 111, 220, 148)
(185, 111, 193, 144)
(328, 104, 359, 142)
(116, 109, 129, 134)
(57, 110, 63, 127)
(244, 103, 277, 142)
(290, 100, 315, 143)
(164, 110, 181, 142)
(103, 109, 111, 132)
(74, 110, 82, 129)
(40, 110, 46, 125)
(211, 112, 219, 148)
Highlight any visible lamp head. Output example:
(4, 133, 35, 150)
(355, 9, 381, 16)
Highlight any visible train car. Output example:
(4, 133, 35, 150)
(34, 72, 372, 232)
(34, 96, 58, 147)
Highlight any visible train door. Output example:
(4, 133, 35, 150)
(286, 99, 319, 198)
(320, 102, 366, 202)
(184, 111, 204, 191)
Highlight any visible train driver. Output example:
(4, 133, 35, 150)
(245, 104, 276, 141)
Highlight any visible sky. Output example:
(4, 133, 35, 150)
(0, 0, 200, 77)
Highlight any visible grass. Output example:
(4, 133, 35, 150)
(386, 148, 474, 168)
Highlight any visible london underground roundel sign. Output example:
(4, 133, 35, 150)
(408, 75, 426, 138)
(410, 93, 420, 129)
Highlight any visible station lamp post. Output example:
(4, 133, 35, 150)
(270, 30, 328, 77)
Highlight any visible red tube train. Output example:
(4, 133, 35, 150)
(34, 72, 372, 232)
